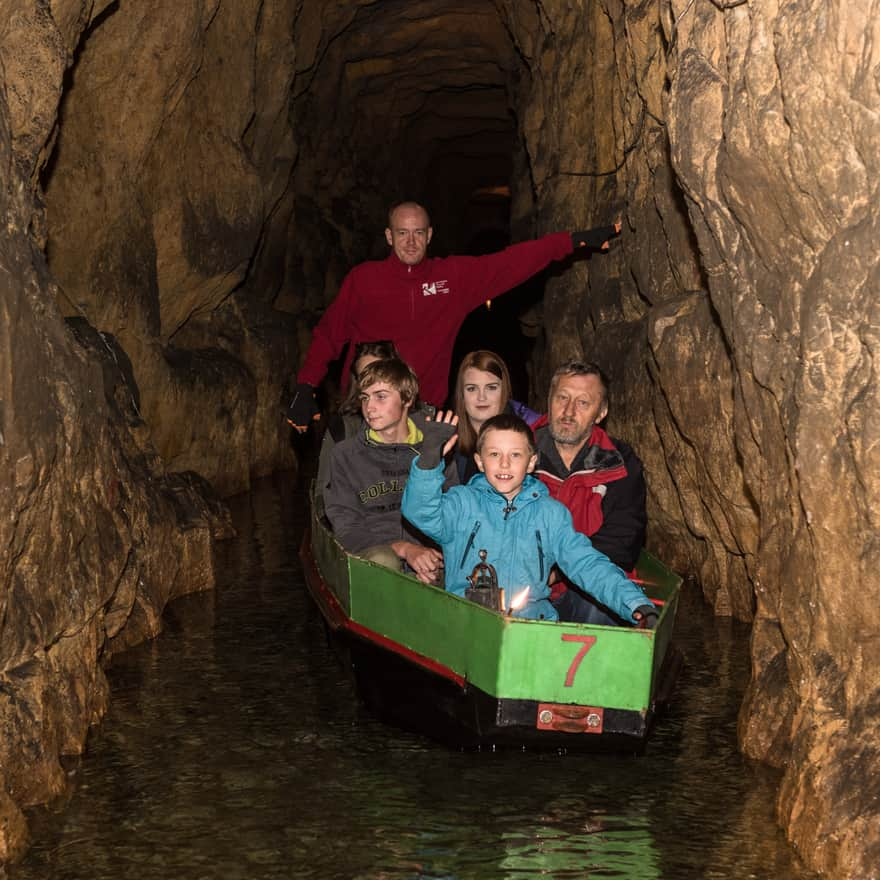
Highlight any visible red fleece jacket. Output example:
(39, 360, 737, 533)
(297, 232, 574, 405)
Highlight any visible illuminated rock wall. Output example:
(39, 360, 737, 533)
(499, 3, 880, 877)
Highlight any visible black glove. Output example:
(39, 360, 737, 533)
(632, 604, 659, 630)
(417, 419, 458, 469)
(571, 225, 618, 250)
(286, 382, 318, 429)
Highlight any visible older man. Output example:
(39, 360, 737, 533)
(287, 202, 619, 427)
(533, 361, 650, 626)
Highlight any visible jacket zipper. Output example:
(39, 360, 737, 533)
(459, 521, 481, 569)
(536, 530, 545, 581)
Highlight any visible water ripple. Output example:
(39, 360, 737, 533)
(10, 477, 817, 880)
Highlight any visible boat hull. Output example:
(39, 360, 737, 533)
(301, 497, 682, 752)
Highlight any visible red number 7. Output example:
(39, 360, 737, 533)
(562, 634, 597, 687)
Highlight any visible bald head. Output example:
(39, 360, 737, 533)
(387, 201, 430, 228)
(385, 202, 432, 266)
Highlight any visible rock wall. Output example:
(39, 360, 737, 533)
(499, 1, 879, 876)
(0, 18, 232, 861)
(0, 0, 370, 856)
(41, 0, 301, 496)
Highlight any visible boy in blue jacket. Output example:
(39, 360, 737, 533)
(401, 412, 657, 624)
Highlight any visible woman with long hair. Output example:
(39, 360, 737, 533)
(452, 350, 539, 484)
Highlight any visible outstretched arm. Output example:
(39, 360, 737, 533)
(455, 223, 622, 313)
(454, 232, 574, 311)
(571, 219, 622, 251)
(551, 504, 649, 624)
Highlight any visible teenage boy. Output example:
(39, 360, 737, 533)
(324, 358, 457, 584)
(401, 412, 656, 625)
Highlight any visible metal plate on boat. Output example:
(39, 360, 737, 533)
(536, 703, 604, 734)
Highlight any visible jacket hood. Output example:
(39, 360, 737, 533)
(467, 473, 548, 510)
(354, 407, 435, 452)
(535, 423, 626, 478)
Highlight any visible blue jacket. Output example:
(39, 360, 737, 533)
(402, 464, 649, 622)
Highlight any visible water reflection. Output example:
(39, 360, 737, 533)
(9, 476, 816, 880)
(495, 810, 660, 878)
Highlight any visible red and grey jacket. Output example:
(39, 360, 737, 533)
(533, 421, 647, 573)
(297, 233, 573, 406)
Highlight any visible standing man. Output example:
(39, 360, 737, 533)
(287, 202, 620, 428)
(533, 362, 650, 626)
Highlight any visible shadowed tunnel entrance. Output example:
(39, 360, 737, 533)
(292, 2, 519, 249)
(284, 1, 533, 404)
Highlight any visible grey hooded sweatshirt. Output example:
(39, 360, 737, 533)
(324, 411, 457, 554)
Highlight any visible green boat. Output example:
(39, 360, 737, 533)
(301, 490, 682, 751)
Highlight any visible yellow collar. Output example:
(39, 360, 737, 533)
(368, 418, 423, 445)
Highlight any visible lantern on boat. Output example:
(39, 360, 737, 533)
(465, 549, 503, 611)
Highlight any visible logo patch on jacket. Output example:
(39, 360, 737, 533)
(359, 480, 403, 503)
(421, 279, 450, 296)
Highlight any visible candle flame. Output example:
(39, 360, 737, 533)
(509, 586, 530, 611)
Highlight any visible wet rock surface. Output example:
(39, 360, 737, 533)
(499, 3, 880, 876)
(0, 164, 232, 862)
(0, 1, 878, 876)
(41, 0, 298, 495)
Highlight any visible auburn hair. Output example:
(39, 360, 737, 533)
(453, 350, 513, 457)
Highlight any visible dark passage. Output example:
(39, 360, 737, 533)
(10, 477, 816, 880)
(447, 217, 545, 406)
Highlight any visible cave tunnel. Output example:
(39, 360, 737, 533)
(1, 1, 879, 877)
